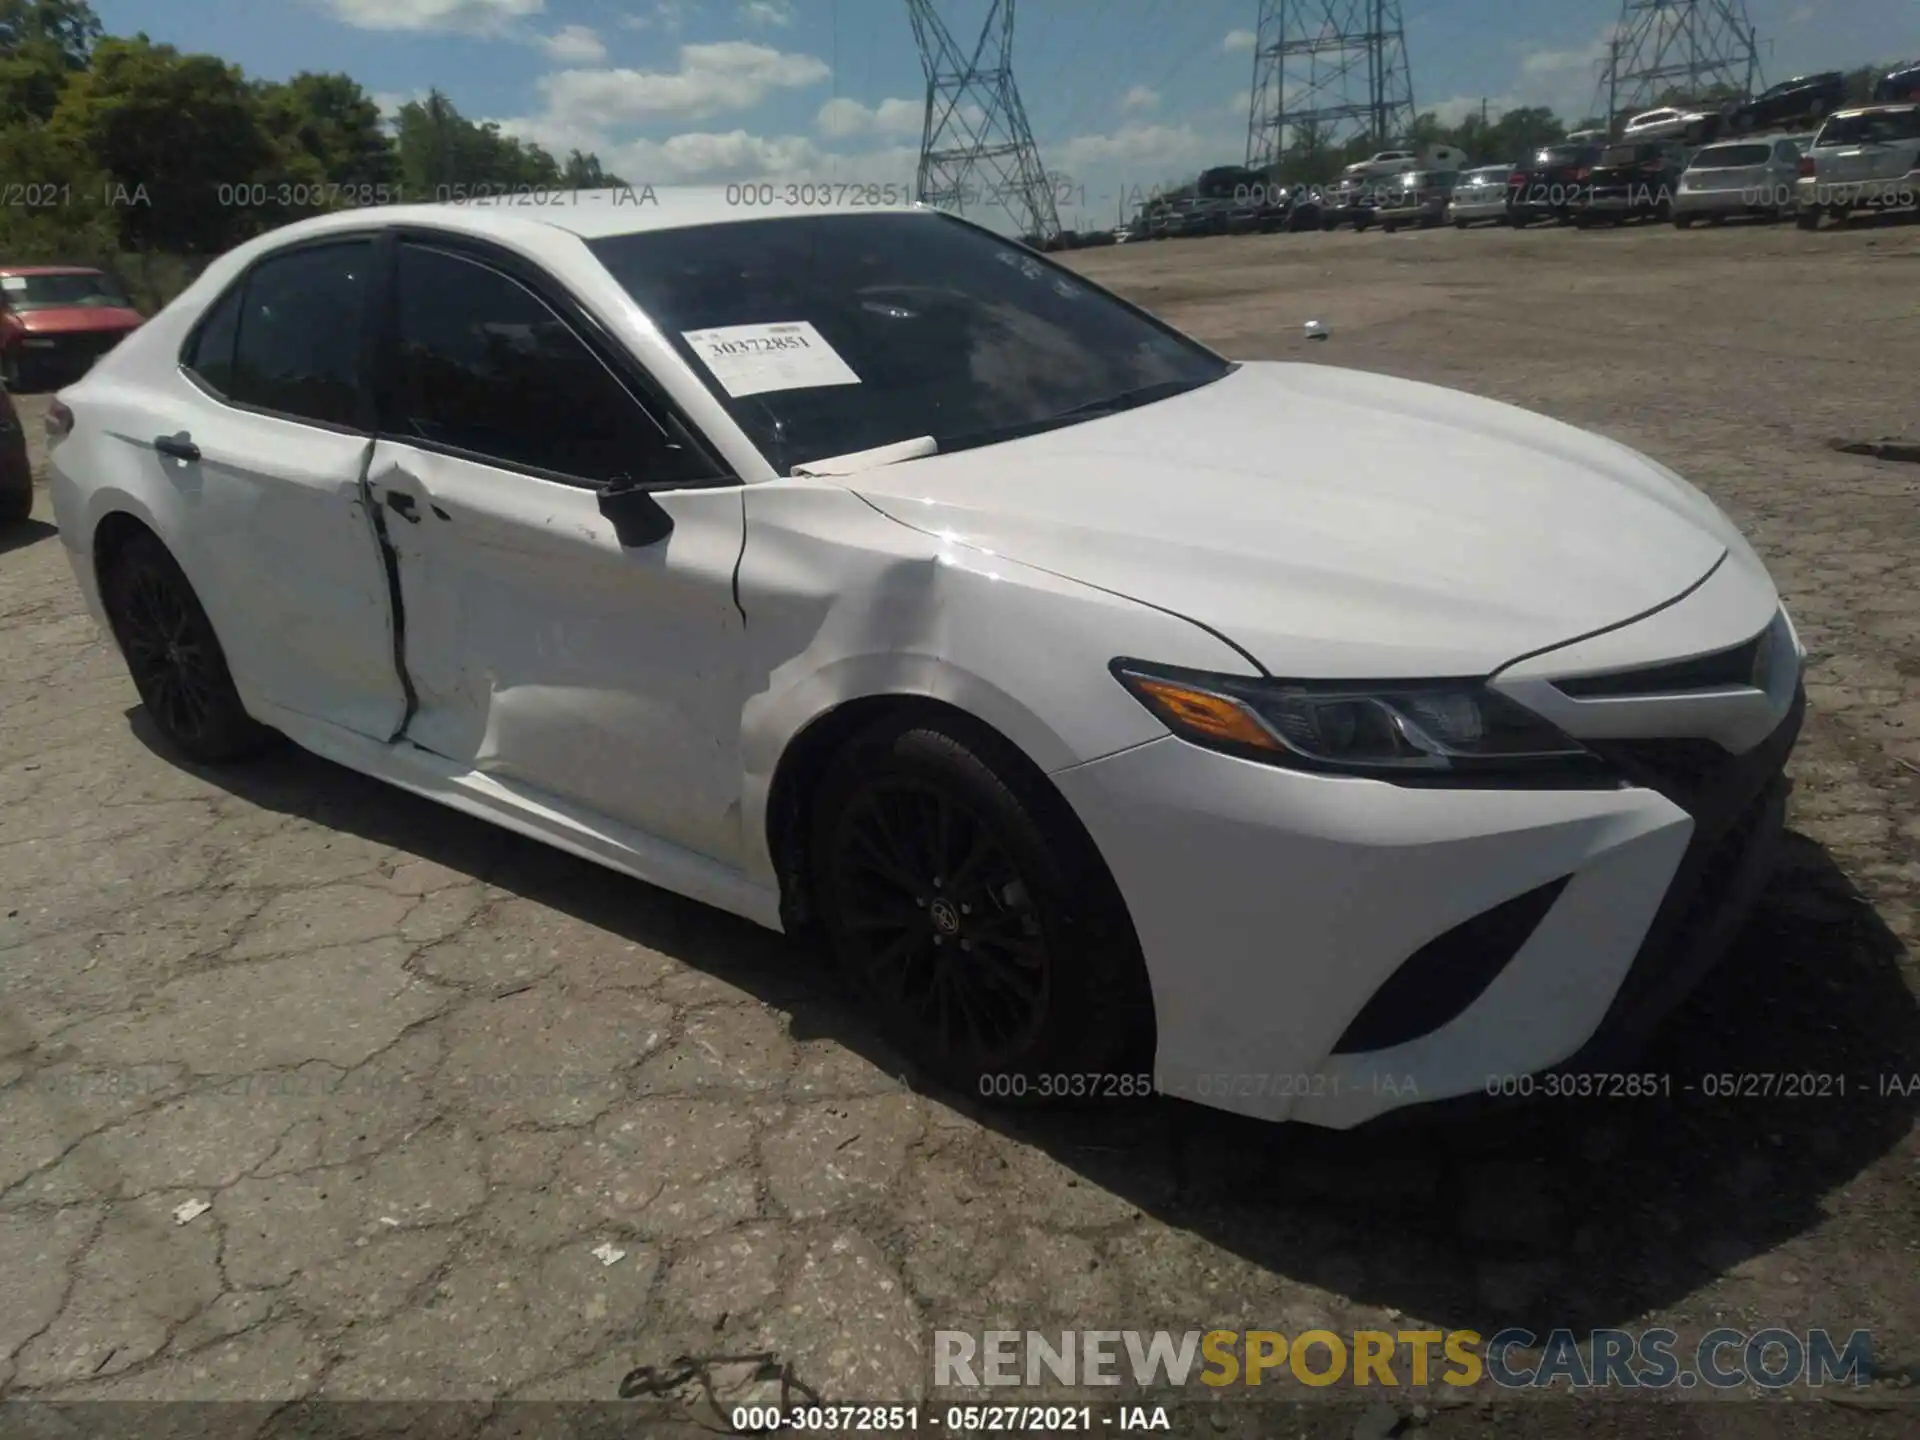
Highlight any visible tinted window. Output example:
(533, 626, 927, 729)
(185, 283, 243, 394)
(1692, 143, 1772, 167)
(587, 211, 1229, 472)
(229, 242, 369, 427)
(387, 244, 689, 484)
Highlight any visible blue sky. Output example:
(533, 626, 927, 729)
(94, 0, 1920, 230)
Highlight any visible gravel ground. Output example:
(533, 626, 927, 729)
(0, 214, 1915, 1438)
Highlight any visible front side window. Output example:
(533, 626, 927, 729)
(385, 243, 694, 484)
(229, 242, 370, 428)
(586, 211, 1230, 473)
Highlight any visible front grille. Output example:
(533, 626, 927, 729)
(1554, 629, 1766, 699)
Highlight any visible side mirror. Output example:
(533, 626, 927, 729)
(597, 479, 675, 548)
(1303, 320, 1330, 341)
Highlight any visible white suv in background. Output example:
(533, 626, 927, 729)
(1795, 104, 1920, 228)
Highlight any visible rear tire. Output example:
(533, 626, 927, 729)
(809, 714, 1154, 1105)
(1795, 209, 1820, 230)
(100, 530, 275, 765)
(0, 483, 29, 526)
(1453, 216, 1468, 229)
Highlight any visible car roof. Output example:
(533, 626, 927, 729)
(231, 185, 927, 250)
(1824, 103, 1920, 119)
(0, 264, 107, 276)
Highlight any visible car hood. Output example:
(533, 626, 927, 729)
(14, 307, 143, 334)
(848, 361, 1741, 677)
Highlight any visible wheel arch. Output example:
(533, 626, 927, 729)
(763, 689, 1137, 954)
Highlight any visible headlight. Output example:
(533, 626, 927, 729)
(1111, 660, 1599, 777)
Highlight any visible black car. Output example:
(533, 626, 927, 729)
(1507, 144, 1603, 225)
(1575, 141, 1688, 225)
(1876, 63, 1920, 105)
(1377, 170, 1458, 231)
(1726, 72, 1846, 133)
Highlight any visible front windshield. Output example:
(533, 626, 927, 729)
(2, 271, 130, 312)
(588, 212, 1230, 472)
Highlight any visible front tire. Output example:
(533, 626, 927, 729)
(810, 714, 1153, 1104)
(100, 530, 274, 764)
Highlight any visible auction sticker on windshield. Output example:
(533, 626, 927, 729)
(681, 321, 861, 398)
(1, 276, 25, 291)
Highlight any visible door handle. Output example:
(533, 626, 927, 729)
(385, 491, 421, 523)
(153, 434, 199, 462)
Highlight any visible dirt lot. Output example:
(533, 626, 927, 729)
(0, 218, 1916, 1437)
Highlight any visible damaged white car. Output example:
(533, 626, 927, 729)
(46, 191, 1804, 1128)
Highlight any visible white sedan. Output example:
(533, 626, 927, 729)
(45, 190, 1805, 1128)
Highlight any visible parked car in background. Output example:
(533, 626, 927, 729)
(1872, 62, 1920, 104)
(1449, 165, 1515, 226)
(0, 381, 31, 525)
(1377, 169, 1458, 231)
(1623, 107, 1708, 142)
(0, 266, 144, 392)
(1725, 72, 1846, 134)
(1576, 140, 1688, 225)
(1795, 104, 1920, 228)
(1673, 136, 1804, 225)
(1508, 143, 1604, 225)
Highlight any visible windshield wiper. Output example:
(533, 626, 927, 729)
(790, 435, 938, 478)
(1047, 377, 1209, 423)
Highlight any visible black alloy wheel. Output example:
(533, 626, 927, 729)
(824, 774, 1049, 1069)
(102, 531, 272, 763)
(810, 716, 1153, 1102)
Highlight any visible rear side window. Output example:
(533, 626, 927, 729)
(229, 242, 370, 428)
(184, 284, 243, 395)
(384, 243, 693, 484)
(1693, 143, 1772, 167)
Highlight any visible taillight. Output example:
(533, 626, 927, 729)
(1508, 172, 1525, 184)
(1797, 156, 1815, 178)
(45, 399, 73, 443)
(1572, 167, 1591, 180)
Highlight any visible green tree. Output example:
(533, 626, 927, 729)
(48, 35, 284, 254)
(0, 32, 68, 121)
(395, 88, 630, 194)
(0, 0, 101, 68)
(255, 71, 399, 191)
(0, 118, 113, 260)
(560, 147, 628, 188)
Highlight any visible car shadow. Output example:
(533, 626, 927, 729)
(0, 516, 57, 556)
(136, 716, 1919, 1336)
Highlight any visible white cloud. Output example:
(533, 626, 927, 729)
(541, 24, 607, 62)
(740, 0, 793, 26)
(325, 0, 544, 34)
(1120, 85, 1159, 113)
(1049, 121, 1220, 175)
(1510, 27, 1618, 107)
(1222, 29, 1256, 53)
(817, 95, 924, 139)
(535, 41, 830, 126)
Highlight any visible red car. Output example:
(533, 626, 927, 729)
(0, 265, 144, 392)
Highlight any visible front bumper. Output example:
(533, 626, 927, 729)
(1450, 199, 1508, 222)
(1056, 622, 1803, 1128)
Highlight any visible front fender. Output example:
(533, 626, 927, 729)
(735, 481, 1257, 887)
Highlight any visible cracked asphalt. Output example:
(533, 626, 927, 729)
(0, 218, 1915, 1435)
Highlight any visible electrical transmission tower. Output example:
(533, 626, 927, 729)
(1245, 0, 1417, 172)
(1597, 0, 1763, 121)
(907, 0, 1061, 243)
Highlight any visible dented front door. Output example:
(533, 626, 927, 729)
(366, 439, 750, 864)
